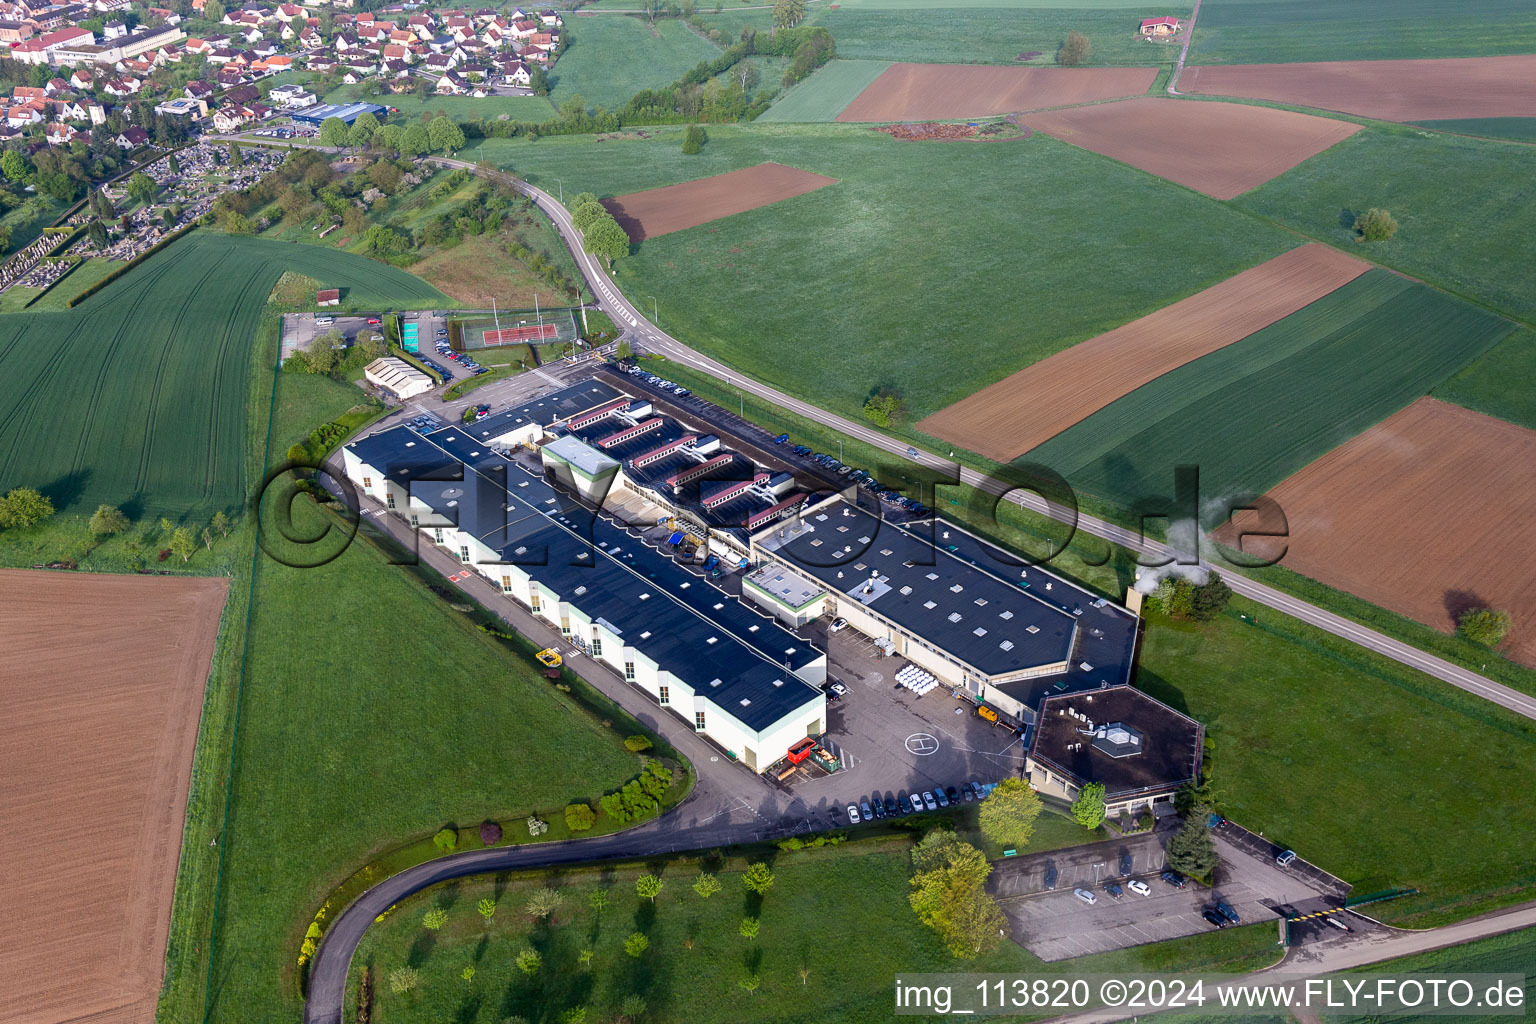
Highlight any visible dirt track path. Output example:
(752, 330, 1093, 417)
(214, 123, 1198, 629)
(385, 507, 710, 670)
(1167, 0, 1203, 95)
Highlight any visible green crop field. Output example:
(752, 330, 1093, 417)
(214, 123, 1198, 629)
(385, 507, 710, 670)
(1234, 127, 1536, 327)
(554, 15, 723, 108)
(347, 840, 1281, 1024)
(324, 83, 558, 122)
(1187, 0, 1536, 64)
(0, 233, 444, 520)
(465, 124, 1294, 424)
(1327, 928, 1536, 1024)
(757, 59, 893, 121)
(1414, 116, 1536, 142)
(1432, 328, 1536, 431)
(821, 5, 1182, 65)
(1023, 271, 1514, 513)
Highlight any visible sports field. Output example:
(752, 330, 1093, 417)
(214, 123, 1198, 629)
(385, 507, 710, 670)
(0, 233, 445, 519)
(602, 162, 839, 240)
(1188, 0, 1536, 65)
(1181, 55, 1536, 121)
(920, 244, 1368, 461)
(1233, 126, 1536, 325)
(555, 14, 722, 108)
(1224, 398, 1536, 666)
(467, 124, 1295, 422)
(836, 63, 1158, 120)
(2, 570, 227, 1024)
(1021, 271, 1516, 513)
(1019, 97, 1361, 199)
(758, 59, 893, 122)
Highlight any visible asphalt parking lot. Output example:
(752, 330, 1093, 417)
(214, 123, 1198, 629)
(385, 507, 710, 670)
(281, 311, 388, 359)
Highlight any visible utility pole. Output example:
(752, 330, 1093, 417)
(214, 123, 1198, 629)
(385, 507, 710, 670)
(490, 297, 501, 350)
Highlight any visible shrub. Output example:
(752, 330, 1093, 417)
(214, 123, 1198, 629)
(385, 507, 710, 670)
(432, 828, 458, 852)
(1458, 607, 1512, 648)
(1057, 30, 1091, 66)
(623, 734, 653, 752)
(526, 815, 548, 837)
(565, 802, 596, 831)
(479, 821, 502, 845)
(1354, 207, 1398, 242)
(681, 124, 707, 154)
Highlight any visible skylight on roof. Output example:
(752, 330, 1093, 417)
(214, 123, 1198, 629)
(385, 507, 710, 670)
(640, 630, 652, 639)
(1026, 625, 1040, 634)
(706, 637, 718, 645)
(880, 549, 893, 557)
(950, 584, 964, 593)
(926, 573, 939, 581)
(973, 627, 987, 637)
(404, 440, 416, 447)
(999, 610, 1014, 620)
(639, 593, 650, 600)
(710, 678, 722, 687)
(749, 625, 759, 632)
(948, 612, 962, 623)
(900, 586, 912, 595)
(924, 600, 937, 609)
(740, 698, 751, 706)
(574, 586, 587, 596)
(974, 598, 988, 607)
(772, 679, 783, 686)
(1000, 639, 1014, 651)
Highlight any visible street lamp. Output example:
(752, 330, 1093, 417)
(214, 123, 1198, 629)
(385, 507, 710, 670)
(553, 177, 563, 203)
(646, 296, 658, 325)
(837, 439, 843, 461)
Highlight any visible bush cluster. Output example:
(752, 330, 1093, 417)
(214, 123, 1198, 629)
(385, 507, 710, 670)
(1146, 571, 1233, 622)
(597, 759, 673, 823)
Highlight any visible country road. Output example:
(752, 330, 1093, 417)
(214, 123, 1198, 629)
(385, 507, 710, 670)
(432, 156, 1536, 725)
(1166, 0, 1203, 95)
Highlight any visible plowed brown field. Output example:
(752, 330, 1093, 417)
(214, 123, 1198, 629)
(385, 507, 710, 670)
(1, 570, 228, 1024)
(1218, 398, 1536, 667)
(1020, 97, 1361, 199)
(918, 244, 1369, 462)
(600, 162, 839, 241)
(1181, 55, 1536, 122)
(836, 63, 1159, 122)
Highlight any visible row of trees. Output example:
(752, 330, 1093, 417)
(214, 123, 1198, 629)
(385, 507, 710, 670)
(318, 113, 466, 157)
(570, 192, 630, 268)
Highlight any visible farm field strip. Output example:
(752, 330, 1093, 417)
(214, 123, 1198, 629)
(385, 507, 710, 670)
(601, 162, 839, 240)
(919, 244, 1370, 461)
(1413, 116, 1536, 142)
(758, 59, 894, 122)
(555, 14, 722, 108)
(1, 570, 228, 1024)
(1020, 97, 1362, 199)
(835, 63, 1159, 121)
(1225, 398, 1536, 667)
(1182, 54, 1536, 121)
(1023, 274, 1516, 511)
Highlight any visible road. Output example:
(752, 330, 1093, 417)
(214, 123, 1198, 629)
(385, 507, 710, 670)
(433, 156, 1536, 724)
(1166, 0, 1203, 95)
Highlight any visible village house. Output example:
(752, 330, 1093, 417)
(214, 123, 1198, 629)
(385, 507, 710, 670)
(1139, 16, 1180, 36)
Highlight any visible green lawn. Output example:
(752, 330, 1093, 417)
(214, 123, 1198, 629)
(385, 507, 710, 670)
(1188, 0, 1536, 64)
(554, 15, 723, 108)
(0, 194, 66, 254)
(1325, 927, 1536, 1024)
(1432, 328, 1536, 430)
(1413, 116, 1536, 142)
(1234, 126, 1536, 326)
(1023, 270, 1515, 513)
(0, 232, 443, 520)
(757, 59, 893, 122)
(0, 255, 126, 312)
(325, 83, 558, 122)
(466, 124, 1295, 424)
(350, 839, 1281, 1023)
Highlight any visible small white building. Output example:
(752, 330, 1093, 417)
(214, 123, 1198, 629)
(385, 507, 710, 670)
(364, 356, 433, 399)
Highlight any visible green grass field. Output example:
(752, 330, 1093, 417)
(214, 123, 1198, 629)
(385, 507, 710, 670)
(349, 838, 1281, 1023)
(555, 15, 723, 108)
(0, 232, 444, 519)
(325, 83, 558, 122)
(1326, 927, 1536, 1023)
(757, 59, 893, 121)
(467, 124, 1294, 424)
(1414, 116, 1536, 142)
(1432, 328, 1536, 430)
(1188, 0, 1536, 64)
(1234, 126, 1536, 326)
(1022, 270, 1514, 513)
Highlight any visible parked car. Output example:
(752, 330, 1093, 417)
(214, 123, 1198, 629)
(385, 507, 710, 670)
(1074, 888, 1097, 905)
(960, 785, 974, 803)
(1042, 862, 1058, 889)
(1276, 850, 1297, 867)
(1202, 908, 1228, 929)
(1214, 899, 1241, 924)
(910, 792, 926, 813)
(827, 681, 848, 698)
(944, 786, 959, 805)
(674, 387, 690, 397)
(860, 799, 872, 820)
(828, 617, 849, 633)
(847, 804, 860, 824)
(1127, 879, 1151, 897)
(1103, 882, 1124, 899)
(1162, 871, 1187, 889)
(898, 793, 912, 814)
(969, 781, 986, 800)
(366, 317, 382, 325)
(922, 791, 937, 811)
(775, 434, 789, 444)
(884, 795, 898, 817)
(933, 788, 949, 808)
(870, 796, 886, 819)
(1120, 850, 1133, 875)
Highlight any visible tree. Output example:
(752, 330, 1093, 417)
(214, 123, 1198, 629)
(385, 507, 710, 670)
(170, 526, 195, 562)
(571, 198, 608, 234)
(1167, 815, 1219, 880)
(227, 141, 242, 165)
(1070, 781, 1107, 829)
(1354, 207, 1398, 242)
(349, 111, 379, 145)
(738, 59, 760, 92)
(741, 862, 774, 896)
(681, 124, 707, 155)
(1188, 572, 1233, 622)
(623, 931, 649, 958)
(126, 170, 156, 206)
(617, 994, 647, 1022)
(558, 1009, 587, 1024)
(564, 803, 595, 831)
(399, 123, 429, 156)
(615, 340, 633, 360)
(318, 116, 349, 148)
(304, 331, 341, 375)
(422, 907, 448, 930)
(861, 389, 902, 428)
(1458, 607, 1512, 648)
(203, 0, 224, 21)
(577, 947, 594, 967)
(168, 153, 180, 176)
(524, 887, 562, 919)
(692, 872, 721, 899)
(738, 916, 759, 941)
(427, 116, 465, 154)
(1, 488, 59, 534)
(515, 947, 542, 974)
(477, 897, 496, 921)
(387, 966, 419, 994)
(771, 0, 805, 30)
(588, 887, 610, 911)
(202, 526, 214, 551)
(1, 149, 26, 182)
(1057, 30, 1091, 66)
(88, 504, 129, 536)
(977, 778, 1042, 850)
(739, 973, 761, 995)
(635, 874, 663, 902)
(461, 964, 476, 982)
(87, 218, 109, 250)
(907, 831, 1004, 958)
(212, 510, 231, 538)
(584, 216, 630, 268)
(432, 827, 458, 852)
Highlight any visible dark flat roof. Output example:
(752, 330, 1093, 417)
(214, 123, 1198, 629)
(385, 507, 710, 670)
(457, 379, 621, 445)
(1030, 685, 1202, 800)
(345, 423, 823, 732)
